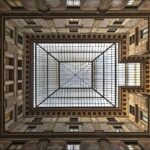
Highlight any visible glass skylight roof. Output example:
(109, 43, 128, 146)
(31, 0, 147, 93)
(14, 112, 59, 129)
(33, 43, 140, 108)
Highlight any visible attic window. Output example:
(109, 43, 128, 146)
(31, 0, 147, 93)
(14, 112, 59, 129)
(69, 19, 79, 25)
(107, 27, 117, 32)
(25, 19, 36, 25)
(126, 0, 142, 7)
(69, 27, 78, 32)
(113, 18, 125, 24)
(70, 118, 78, 123)
(32, 28, 42, 33)
(67, 0, 80, 7)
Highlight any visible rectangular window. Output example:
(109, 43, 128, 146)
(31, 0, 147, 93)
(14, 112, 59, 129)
(17, 105, 23, 115)
(70, 118, 78, 123)
(5, 27, 13, 39)
(18, 34, 23, 44)
(67, 143, 80, 150)
(6, 69, 14, 80)
(8, 142, 24, 150)
(69, 19, 79, 25)
(107, 27, 117, 32)
(18, 60, 22, 67)
(67, 0, 80, 7)
(6, 58, 14, 66)
(32, 28, 42, 33)
(124, 142, 142, 150)
(69, 126, 79, 132)
(18, 70, 22, 80)
(140, 28, 148, 39)
(126, 0, 142, 7)
(6, 84, 14, 93)
(140, 111, 148, 123)
(32, 117, 42, 123)
(107, 118, 117, 122)
(129, 34, 135, 45)
(25, 19, 36, 25)
(5, 111, 13, 122)
(25, 126, 36, 132)
(113, 126, 124, 132)
(113, 18, 125, 24)
(18, 83, 22, 90)
(69, 27, 78, 32)
(129, 105, 135, 115)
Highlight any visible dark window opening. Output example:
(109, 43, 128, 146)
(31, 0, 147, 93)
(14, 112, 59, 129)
(70, 118, 78, 123)
(18, 34, 23, 44)
(32, 118, 42, 123)
(130, 34, 135, 45)
(107, 118, 117, 122)
(18, 105, 23, 115)
(129, 105, 135, 115)
(140, 111, 148, 123)
(18, 70, 22, 80)
(5, 27, 13, 39)
(140, 27, 148, 39)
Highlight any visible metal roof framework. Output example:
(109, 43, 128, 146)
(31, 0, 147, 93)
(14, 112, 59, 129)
(33, 42, 126, 108)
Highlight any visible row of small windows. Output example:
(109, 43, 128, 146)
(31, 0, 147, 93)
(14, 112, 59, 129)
(24, 117, 126, 133)
(66, 0, 142, 8)
(7, 141, 143, 150)
(129, 27, 148, 45)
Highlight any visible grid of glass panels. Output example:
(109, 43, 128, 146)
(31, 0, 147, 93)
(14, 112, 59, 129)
(33, 43, 141, 108)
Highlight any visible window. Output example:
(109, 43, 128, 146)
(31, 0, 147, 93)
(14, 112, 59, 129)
(25, 126, 36, 132)
(69, 126, 79, 132)
(107, 27, 117, 32)
(67, 143, 80, 150)
(70, 118, 78, 123)
(8, 142, 24, 150)
(129, 105, 135, 115)
(67, 0, 80, 7)
(17, 105, 22, 115)
(32, 118, 42, 123)
(69, 27, 78, 32)
(18, 60, 22, 67)
(18, 34, 23, 44)
(125, 142, 142, 150)
(6, 0, 23, 7)
(69, 19, 79, 25)
(114, 126, 124, 132)
(5, 27, 13, 39)
(25, 19, 36, 25)
(140, 28, 148, 39)
(6, 69, 14, 80)
(18, 83, 22, 90)
(5, 111, 13, 122)
(126, 0, 142, 7)
(130, 34, 135, 45)
(18, 70, 22, 80)
(6, 84, 14, 93)
(6, 58, 14, 66)
(140, 111, 148, 123)
(107, 118, 117, 122)
(32, 28, 42, 33)
(113, 18, 125, 24)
